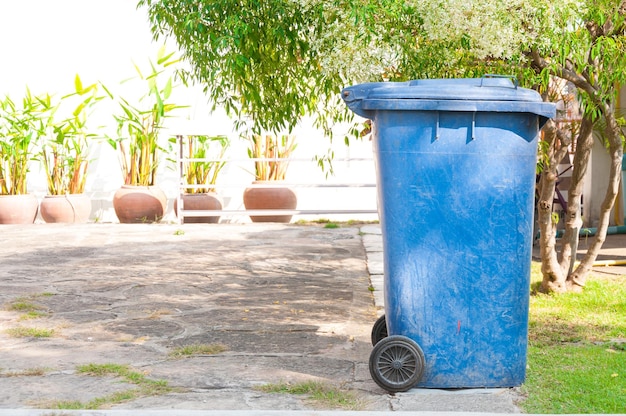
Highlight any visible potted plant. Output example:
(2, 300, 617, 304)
(38, 75, 103, 223)
(0, 89, 50, 224)
(107, 48, 183, 223)
(242, 133, 298, 223)
(174, 134, 230, 223)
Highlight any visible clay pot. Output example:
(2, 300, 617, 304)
(113, 185, 167, 224)
(40, 194, 91, 223)
(0, 194, 39, 224)
(243, 181, 297, 223)
(174, 192, 223, 224)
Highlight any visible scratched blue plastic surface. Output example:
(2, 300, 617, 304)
(342, 78, 556, 388)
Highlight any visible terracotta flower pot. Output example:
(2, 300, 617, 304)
(113, 185, 167, 224)
(40, 194, 91, 223)
(243, 181, 297, 223)
(174, 192, 223, 224)
(0, 194, 39, 224)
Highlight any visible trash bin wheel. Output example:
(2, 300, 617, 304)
(369, 335, 425, 393)
(371, 314, 388, 346)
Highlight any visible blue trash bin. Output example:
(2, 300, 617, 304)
(342, 77, 556, 392)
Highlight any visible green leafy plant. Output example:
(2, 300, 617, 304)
(247, 133, 297, 181)
(178, 135, 229, 193)
(40, 75, 103, 195)
(0, 89, 52, 195)
(107, 47, 183, 186)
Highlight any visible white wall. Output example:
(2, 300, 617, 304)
(0, 0, 378, 223)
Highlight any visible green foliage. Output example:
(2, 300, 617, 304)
(137, 0, 388, 140)
(247, 133, 296, 181)
(137, 0, 626, 136)
(0, 89, 52, 195)
(176, 134, 229, 192)
(107, 47, 184, 186)
(41, 75, 104, 195)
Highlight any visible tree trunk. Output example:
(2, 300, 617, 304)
(558, 115, 594, 276)
(568, 108, 624, 290)
(538, 120, 571, 293)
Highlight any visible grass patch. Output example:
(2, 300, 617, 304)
(19, 310, 49, 321)
(5, 327, 54, 338)
(168, 343, 227, 359)
(256, 381, 364, 410)
(521, 262, 626, 413)
(4, 294, 52, 320)
(46, 363, 172, 409)
(523, 344, 626, 413)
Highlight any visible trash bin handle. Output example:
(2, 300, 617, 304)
(481, 74, 519, 89)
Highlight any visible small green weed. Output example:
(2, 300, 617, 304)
(7, 300, 39, 311)
(19, 311, 48, 321)
(4, 294, 52, 320)
(5, 327, 54, 338)
(168, 343, 227, 359)
(323, 223, 339, 229)
(256, 381, 364, 410)
(46, 363, 173, 409)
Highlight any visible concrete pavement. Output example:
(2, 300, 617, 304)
(2, 222, 624, 415)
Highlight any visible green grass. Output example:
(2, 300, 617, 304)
(5, 327, 54, 338)
(4, 294, 52, 320)
(46, 363, 172, 409)
(256, 381, 364, 410)
(522, 262, 626, 413)
(167, 343, 227, 359)
(524, 344, 626, 413)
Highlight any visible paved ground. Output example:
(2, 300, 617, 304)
(1, 223, 624, 415)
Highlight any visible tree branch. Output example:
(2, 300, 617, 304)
(529, 48, 597, 99)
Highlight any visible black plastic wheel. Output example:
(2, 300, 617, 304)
(369, 335, 425, 393)
(371, 314, 388, 346)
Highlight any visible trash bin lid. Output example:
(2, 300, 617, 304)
(342, 77, 556, 120)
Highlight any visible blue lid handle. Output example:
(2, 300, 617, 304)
(341, 82, 391, 119)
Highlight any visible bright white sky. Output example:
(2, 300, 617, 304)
(0, 0, 231, 133)
(0, 0, 160, 96)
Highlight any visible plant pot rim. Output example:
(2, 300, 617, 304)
(0, 193, 37, 198)
(120, 184, 160, 189)
(44, 193, 87, 197)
